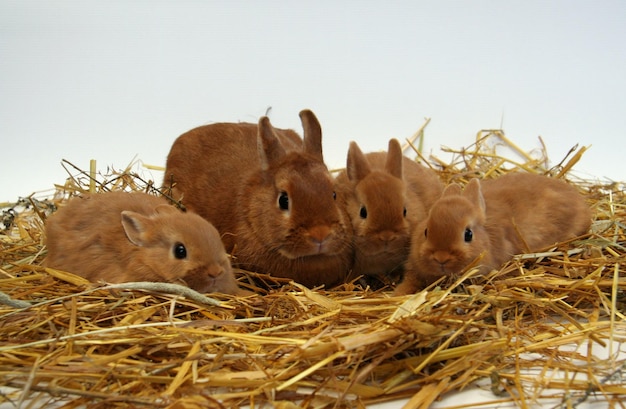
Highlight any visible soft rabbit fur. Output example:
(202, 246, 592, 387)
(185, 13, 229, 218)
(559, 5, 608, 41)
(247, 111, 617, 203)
(335, 139, 443, 277)
(44, 191, 242, 294)
(163, 110, 353, 288)
(395, 172, 592, 294)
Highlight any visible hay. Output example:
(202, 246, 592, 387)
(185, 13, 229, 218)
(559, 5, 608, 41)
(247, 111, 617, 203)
(1, 132, 625, 408)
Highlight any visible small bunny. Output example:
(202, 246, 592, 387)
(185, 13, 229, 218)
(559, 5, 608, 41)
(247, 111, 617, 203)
(395, 172, 592, 294)
(163, 110, 353, 288)
(334, 138, 443, 278)
(44, 191, 242, 295)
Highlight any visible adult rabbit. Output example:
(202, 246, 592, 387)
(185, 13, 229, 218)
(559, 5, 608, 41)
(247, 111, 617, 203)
(163, 110, 353, 288)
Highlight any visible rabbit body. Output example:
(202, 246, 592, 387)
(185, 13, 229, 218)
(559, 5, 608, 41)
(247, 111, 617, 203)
(335, 139, 443, 277)
(396, 172, 592, 294)
(163, 110, 353, 288)
(44, 191, 241, 294)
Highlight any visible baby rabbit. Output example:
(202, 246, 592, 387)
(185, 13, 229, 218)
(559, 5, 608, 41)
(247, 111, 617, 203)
(395, 172, 592, 294)
(163, 110, 353, 288)
(44, 191, 242, 295)
(334, 138, 443, 278)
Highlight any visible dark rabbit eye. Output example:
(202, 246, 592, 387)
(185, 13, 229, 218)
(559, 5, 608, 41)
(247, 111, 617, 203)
(403, 207, 407, 217)
(464, 228, 473, 242)
(332, 191, 337, 200)
(359, 205, 368, 219)
(173, 242, 187, 259)
(424, 228, 428, 237)
(278, 191, 289, 211)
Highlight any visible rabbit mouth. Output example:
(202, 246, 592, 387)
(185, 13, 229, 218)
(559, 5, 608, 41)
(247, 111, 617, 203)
(278, 246, 328, 259)
(178, 265, 228, 293)
(277, 239, 346, 259)
(438, 266, 451, 274)
(355, 233, 409, 254)
(434, 263, 465, 276)
(174, 273, 212, 293)
(275, 231, 349, 259)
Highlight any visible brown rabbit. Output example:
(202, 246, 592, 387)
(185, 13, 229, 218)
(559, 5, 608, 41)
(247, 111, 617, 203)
(163, 110, 353, 288)
(335, 138, 443, 278)
(44, 191, 242, 295)
(395, 172, 592, 294)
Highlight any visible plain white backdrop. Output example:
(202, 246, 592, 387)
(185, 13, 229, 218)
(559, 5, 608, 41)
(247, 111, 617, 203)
(1, 0, 625, 203)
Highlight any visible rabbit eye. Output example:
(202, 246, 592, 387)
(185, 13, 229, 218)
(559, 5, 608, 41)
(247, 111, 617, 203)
(173, 242, 187, 259)
(403, 207, 407, 217)
(424, 228, 428, 237)
(278, 191, 289, 211)
(359, 205, 368, 219)
(332, 191, 337, 200)
(464, 228, 473, 242)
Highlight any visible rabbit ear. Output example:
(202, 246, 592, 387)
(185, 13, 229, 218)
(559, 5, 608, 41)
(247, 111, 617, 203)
(442, 183, 462, 197)
(463, 178, 486, 213)
(154, 204, 179, 215)
(121, 211, 152, 247)
(346, 141, 371, 182)
(299, 109, 324, 162)
(258, 116, 286, 170)
(385, 138, 403, 180)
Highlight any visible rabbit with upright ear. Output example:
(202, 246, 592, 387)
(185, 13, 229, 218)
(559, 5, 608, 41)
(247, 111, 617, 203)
(44, 191, 243, 295)
(395, 172, 592, 295)
(334, 138, 444, 278)
(163, 110, 353, 288)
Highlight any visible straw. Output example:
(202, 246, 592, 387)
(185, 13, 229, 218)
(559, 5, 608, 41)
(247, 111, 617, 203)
(0, 131, 624, 408)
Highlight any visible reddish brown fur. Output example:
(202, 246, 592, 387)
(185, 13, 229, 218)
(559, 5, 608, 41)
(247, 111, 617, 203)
(163, 110, 353, 288)
(335, 139, 443, 277)
(44, 191, 242, 294)
(396, 172, 592, 294)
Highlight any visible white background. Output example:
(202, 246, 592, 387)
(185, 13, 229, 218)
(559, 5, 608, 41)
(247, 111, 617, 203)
(1, 1, 625, 202)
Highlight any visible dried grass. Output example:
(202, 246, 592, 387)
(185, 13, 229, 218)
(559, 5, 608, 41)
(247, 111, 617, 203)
(1, 130, 625, 408)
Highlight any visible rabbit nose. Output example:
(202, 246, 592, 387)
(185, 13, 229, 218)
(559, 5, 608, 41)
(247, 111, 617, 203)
(308, 225, 331, 244)
(207, 264, 225, 278)
(374, 231, 397, 252)
(378, 230, 398, 244)
(433, 251, 451, 266)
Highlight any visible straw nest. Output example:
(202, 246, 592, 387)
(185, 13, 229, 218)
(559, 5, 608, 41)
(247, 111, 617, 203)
(1, 129, 625, 408)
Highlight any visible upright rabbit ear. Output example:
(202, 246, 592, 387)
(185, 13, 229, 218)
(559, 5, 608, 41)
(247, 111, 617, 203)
(385, 138, 403, 180)
(299, 109, 324, 162)
(442, 183, 462, 197)
(346, 141, 371, 182)
(258, 116, 286, 170)
(121, 211, 152, 247)
(463, 178, 486, 213)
